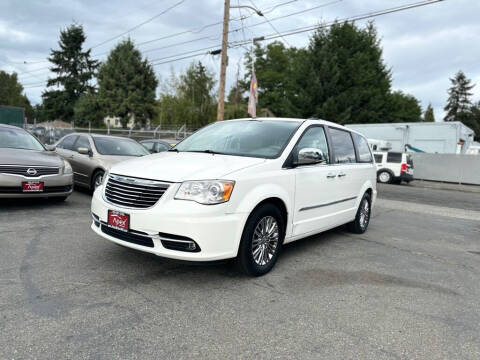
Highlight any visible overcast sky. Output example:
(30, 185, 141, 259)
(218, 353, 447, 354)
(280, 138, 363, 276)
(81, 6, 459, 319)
(1, 0, 479, 122)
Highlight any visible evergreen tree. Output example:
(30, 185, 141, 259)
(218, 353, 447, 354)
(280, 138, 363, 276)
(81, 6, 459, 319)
(0, 71, 34, 120)
(73, 91, 105, 127)
(43, 24, 99, 122)
(386, 91, 422, 123)
(97, 39, 158, 128)
(423, 103, 435, 122)
(444, 70, 475, 121)
(304, 22, 392, 124)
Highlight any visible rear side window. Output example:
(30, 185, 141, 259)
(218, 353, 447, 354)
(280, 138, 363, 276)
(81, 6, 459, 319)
(329, 127, 356, 164)
(58, 135, 78, 150)
(374, 154, 383, 163)
(157, 143, 170, 152)
(387, 152, 402, 163)
(352, 133, 373, 163)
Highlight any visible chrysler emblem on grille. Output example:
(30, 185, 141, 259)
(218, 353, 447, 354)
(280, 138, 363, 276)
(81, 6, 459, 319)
(26, 168, 37, 176)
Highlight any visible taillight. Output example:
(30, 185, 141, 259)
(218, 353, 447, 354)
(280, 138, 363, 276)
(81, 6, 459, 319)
(401, 163, 407, 173)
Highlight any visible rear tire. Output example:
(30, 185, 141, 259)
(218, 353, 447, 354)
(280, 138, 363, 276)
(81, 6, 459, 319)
(377, 170, 393, 184)
(235, 203, 285, 276)
(347, 193, 371, 234)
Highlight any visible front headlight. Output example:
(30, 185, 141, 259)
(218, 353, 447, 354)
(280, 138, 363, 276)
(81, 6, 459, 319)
(174, 180, 235, 205)
(63, 160, 73, 174)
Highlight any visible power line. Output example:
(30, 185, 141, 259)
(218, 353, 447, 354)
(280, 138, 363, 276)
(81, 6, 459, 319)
(90, 0, 187, 49)
(20, 0, 446, 89)
(249, 0, 292, 47)
(10, 0, 302, 72)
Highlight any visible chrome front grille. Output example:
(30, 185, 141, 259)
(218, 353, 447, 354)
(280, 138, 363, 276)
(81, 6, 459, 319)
(104, 174, 170, 209)
(0, 165, 59, 177)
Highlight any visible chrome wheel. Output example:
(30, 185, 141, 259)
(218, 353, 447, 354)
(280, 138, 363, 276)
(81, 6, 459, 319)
(251, 216, 279, 266)
(378, 171, 391, 183)
(359, 199, 370, 230)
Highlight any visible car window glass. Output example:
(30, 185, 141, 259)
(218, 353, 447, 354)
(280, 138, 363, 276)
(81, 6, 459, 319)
(58, 135, 78, 150)
(157, 143, 170, 152)
(75, 136, 91, 152)
(142, 142, 155, 151)
(352, 133, 373, 163)
(387, 152, 402, 163)
(295, 126, 330, 164)
(329, 128, 356, 164)
(374, 154, 383, 163)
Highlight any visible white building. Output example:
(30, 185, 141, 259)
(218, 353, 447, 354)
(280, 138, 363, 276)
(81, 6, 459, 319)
(346, 122, 475, 154)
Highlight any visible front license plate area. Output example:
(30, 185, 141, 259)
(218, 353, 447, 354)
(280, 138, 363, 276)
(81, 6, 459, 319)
(107, 210, 130, 232)
(22, 181, 44, 192)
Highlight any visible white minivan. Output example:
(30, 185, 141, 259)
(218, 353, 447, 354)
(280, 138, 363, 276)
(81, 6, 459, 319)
(91, 118, 377, 276)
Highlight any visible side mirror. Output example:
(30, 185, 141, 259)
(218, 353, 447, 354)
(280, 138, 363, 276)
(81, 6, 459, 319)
(295, 148, 326, 166)
(45, 144, 56, 151)
(77, 147, 92, 156)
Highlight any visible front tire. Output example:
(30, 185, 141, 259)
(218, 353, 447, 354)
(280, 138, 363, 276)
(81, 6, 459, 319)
(91, 170, 105, 191)
(236, 203, 285, 276)
(347, 193, 371, 234)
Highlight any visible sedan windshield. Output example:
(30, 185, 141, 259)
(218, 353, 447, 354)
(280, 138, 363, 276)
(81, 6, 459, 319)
(0, 127, 45, 151)
(93, 137, 149, 156)
(174, 120, 301, 158)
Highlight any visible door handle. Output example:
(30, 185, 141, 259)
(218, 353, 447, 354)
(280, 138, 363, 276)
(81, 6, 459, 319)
(338, 172, 346, 178)
(326, 173, 336, 179)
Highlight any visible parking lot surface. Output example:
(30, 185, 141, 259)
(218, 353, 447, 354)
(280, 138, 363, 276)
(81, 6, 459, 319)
(1, 184, 479, 359)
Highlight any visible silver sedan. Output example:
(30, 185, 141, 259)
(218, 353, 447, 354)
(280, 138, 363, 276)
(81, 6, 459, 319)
(0, 124, 73, 200)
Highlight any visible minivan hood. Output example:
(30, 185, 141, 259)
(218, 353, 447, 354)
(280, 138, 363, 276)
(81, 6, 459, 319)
(97, 155, 139, 170)
(109, 152, 266, 182)
(0, 148, 64, 167)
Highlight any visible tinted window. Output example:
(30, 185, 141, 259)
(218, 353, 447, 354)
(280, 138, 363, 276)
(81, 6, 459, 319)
(374, 154, 383, 163)
(0, 127, 45, 151)
(387, 152, 402, 163)
(175, 120, 301, 159)
(352, 133, 373, 163)
(329, 128, 356, 164)
(93, 137, 149, 156)
(58, 135, 78, 150)
(75, 136, 91, 151)
(295, 126, 330, 164)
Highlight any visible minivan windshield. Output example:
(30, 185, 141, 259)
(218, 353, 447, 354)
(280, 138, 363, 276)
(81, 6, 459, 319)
(174, 120, 301, 158)
(0, 127, 45, 151)
(93, 136, 149, 156)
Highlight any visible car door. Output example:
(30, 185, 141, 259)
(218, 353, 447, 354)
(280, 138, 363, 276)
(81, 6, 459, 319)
(327, 127, 362, 224)
(69, 135, 94, 186)
(56, 135, 78, 162)
(292, 126, 341, 236)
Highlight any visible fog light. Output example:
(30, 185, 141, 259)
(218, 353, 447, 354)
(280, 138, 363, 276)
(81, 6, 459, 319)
(188, 242, 196, 251)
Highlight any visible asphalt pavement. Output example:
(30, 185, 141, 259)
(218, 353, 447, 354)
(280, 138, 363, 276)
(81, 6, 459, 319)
(1, 183, 479, 359)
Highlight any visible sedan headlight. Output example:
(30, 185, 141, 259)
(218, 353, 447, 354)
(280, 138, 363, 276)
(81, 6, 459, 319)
(63, 160, 73, 174)
(175, 180, 235, 205)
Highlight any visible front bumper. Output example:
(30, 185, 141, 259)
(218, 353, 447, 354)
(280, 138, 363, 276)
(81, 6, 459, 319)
(91, 185, 248, 261)
(0, 173, 73, 198)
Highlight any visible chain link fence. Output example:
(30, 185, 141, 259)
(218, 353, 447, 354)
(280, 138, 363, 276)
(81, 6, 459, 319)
(27, 124, 195, 145)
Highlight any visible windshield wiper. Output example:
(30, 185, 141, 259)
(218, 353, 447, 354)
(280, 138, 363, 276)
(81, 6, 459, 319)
(189, 150, 224, 155)
(168, 148, 179, 152)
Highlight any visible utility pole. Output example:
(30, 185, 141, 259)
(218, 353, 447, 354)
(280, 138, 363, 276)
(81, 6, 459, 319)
(217, 2, 263, 121)
(217, 0, 231, 122)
